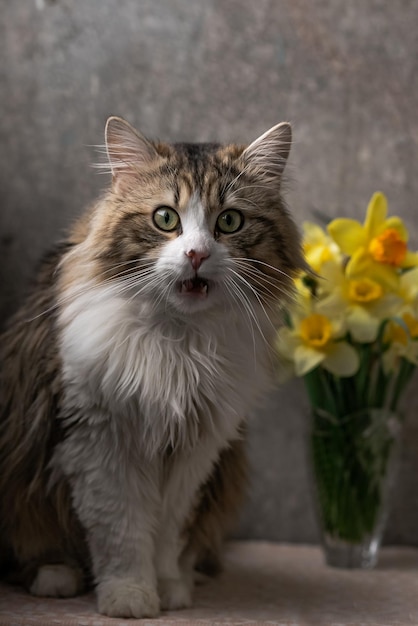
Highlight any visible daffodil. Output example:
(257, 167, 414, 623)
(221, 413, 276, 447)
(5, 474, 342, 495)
(277, 303, 359, 377)
(277, 191, 417, 417)
(327, 192, 418, 288)
(316, 261, 401, 342)
(302, 222, 342, 273)
(396, 266, 418, 316)
(383, 313, 418, 372)
(277, 194, 417, 551)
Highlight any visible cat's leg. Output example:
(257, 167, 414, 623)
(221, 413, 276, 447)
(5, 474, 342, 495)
(155, 440, 224, 610)
(157, 531, 192, 611)
(55, 423, 161, 619)
(73, 465, 160, 618)
(185, 434, 248, 576)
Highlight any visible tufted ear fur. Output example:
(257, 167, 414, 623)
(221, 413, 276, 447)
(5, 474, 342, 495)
(104, 116, 159, 179)
(242, 122, 292, 182)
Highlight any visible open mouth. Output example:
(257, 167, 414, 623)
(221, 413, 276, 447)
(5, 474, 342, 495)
(179, 276, 209, 297)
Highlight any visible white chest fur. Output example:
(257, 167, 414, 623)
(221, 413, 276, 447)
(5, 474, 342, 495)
(58, 282, 274, 456)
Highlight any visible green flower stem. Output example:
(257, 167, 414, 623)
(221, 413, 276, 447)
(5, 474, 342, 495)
(305, 363, 402, 544)
(311, 405, 396, 542)
(390, 358, 415, 413)
(356, 344, 372, 401)
(373, 362, 389, 408)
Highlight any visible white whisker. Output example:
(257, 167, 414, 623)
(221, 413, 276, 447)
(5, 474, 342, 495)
(234, 257, 294, 281)
(223, 276, 257, 361)
(225, 273, 271, 350)
(232, 261, 294, 302)
(27, 259, 156, 321)
(229, 269, 276, 336)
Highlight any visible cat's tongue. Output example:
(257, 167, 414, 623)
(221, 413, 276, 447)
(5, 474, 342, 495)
(180, 277, 209, 297)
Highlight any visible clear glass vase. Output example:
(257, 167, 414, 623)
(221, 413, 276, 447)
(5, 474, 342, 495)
(310, 407, 401, 569)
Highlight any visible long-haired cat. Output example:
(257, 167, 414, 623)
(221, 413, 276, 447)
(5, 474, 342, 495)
(0, 117, 304, 618)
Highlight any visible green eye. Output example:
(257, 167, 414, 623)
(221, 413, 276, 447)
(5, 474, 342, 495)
(153, 207, 180, 232)
(216, 209, 244, 234)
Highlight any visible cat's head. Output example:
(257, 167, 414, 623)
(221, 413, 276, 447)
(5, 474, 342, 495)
(85, 117, 306, 317)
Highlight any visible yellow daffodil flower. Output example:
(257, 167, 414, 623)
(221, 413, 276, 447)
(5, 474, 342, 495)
(276, 301, 359, 377)
(316, 261, 401, 342)
(302, 222, 342, 273)
(278, 191, 417, 414)
(396, 267, 418, 313)
(383, 313, 418, 372)
(327, 192, 418, 288)
(387, 313, 418, 344)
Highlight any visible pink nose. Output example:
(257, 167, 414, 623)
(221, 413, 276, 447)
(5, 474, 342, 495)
(185, 249, 210, 271)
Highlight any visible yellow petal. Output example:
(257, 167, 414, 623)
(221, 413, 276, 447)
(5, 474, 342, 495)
(402, 249, 418, 268)
(345, 248, 371, 276)
(400, 267, 418, 299)
(322, 342, 359, 377)
(364, 192, 388, 238)
(346, 307, 380, 343)
(327, 218, 366, 255)
(294, 344, 325, 376)
(303, 221, 327, 242)
(347, 250, 400, 290)
(330, 316, 347, 338)
(316, 291, 346, 317)
(304, 246, 327, 272)
(318, 259, 344, 288)
(372, 293, 402, 318)
(367, 263, 400, 290)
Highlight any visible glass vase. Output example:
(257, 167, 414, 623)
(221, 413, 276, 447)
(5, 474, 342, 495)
(310, 407, 401, 569)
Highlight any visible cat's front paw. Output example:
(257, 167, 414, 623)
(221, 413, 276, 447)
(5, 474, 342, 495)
(159, 577, 193, 610)
(29, 564, 83, 598)
(97, 578, 160, 618)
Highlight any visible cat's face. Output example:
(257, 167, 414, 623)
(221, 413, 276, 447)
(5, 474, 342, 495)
(87, 118, 305, 317)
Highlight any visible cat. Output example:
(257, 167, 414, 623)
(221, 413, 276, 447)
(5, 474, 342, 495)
(0, 116, 305, 618)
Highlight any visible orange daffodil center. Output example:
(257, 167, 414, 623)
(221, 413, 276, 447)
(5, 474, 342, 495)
(368, 229, 407, 266)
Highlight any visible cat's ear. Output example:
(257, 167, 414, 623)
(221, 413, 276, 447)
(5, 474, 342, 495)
(242, 122, 292, 182)
(105, 116, 159, 178)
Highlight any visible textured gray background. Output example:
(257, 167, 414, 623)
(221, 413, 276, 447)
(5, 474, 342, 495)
(1, 0, 417, 545)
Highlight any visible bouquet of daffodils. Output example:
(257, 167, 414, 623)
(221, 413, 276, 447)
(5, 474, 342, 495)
(277, 192, 418, 552)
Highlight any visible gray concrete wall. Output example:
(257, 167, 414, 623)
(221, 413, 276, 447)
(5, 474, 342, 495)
(1, 0, 417, 544)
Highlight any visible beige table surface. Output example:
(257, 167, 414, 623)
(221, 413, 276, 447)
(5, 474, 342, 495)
(0, 541, 417, 626)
